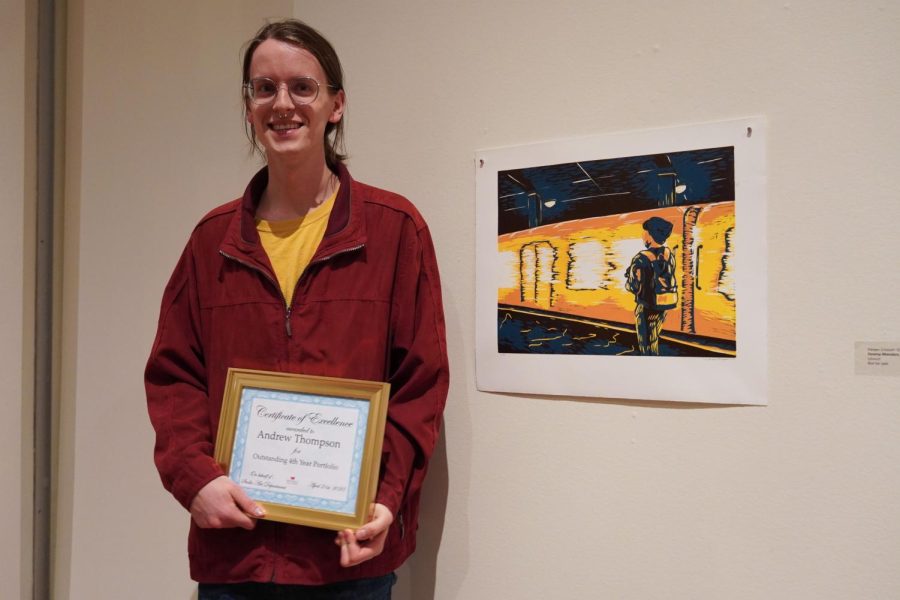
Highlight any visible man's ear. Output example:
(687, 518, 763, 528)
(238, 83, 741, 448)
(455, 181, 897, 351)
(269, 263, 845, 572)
(329, 89, 346, 124)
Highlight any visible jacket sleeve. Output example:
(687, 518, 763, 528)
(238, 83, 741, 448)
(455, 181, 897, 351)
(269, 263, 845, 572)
(145, 241, 224, 510)
(375, 219, 449, 517)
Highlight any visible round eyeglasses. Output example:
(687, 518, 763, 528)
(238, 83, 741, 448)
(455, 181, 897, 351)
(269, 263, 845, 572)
(244, 76, 339, 106)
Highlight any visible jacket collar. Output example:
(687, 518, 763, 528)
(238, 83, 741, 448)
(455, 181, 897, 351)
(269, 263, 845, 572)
(220, 162, 366, 266)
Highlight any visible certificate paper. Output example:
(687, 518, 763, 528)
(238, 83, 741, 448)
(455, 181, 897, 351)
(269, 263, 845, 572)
(231, 388, 369, 514)
(214, 369, 389, 530)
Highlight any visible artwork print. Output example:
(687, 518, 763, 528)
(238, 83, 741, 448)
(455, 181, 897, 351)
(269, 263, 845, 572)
(475, 119, 767, 404)
(497, 146, 735, 358)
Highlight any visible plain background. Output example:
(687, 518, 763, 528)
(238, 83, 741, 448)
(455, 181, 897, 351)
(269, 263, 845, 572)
(4, 1, 899, 598)
(2, 0, 33, 596)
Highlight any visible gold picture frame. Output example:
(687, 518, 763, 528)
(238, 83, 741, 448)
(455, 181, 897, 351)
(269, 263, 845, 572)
(214, 368, 389, 531)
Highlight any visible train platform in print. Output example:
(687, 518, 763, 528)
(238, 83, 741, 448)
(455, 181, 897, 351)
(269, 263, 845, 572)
(498, 306, 734, 357)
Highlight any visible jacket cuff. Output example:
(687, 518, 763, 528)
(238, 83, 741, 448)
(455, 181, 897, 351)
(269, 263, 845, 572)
(171, 454, 226, 511)
(375, 485, 402, 518)
(374, 427, 417, 518)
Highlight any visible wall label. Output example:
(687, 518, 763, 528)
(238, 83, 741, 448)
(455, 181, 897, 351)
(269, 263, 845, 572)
(855, 342, 900, 377)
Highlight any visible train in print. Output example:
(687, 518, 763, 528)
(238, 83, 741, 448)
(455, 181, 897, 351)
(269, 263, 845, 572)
(497, 201, 735, 354)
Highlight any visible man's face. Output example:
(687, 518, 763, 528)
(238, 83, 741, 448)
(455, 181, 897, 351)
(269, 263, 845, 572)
(245, 39, 345, 164)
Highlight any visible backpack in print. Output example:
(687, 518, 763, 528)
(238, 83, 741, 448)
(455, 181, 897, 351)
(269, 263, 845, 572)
(639, 248, 678, 310)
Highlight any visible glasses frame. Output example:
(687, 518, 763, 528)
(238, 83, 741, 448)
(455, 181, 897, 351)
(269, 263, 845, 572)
(244, 76, 341, 106)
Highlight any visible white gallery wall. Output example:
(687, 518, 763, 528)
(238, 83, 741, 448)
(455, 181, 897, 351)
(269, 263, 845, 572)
(1, 1, 32, 598)
(54, 1, 900, 599)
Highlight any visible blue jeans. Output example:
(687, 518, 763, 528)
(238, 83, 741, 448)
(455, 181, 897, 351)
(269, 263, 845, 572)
(198, 573, 396, 600)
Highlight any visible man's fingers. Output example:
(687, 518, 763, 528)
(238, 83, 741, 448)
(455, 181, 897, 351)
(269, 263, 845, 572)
(337, 505, 393, 567)
(339, 530, 376, 567)
(219, 478, 261, 529)
(190, 477, 264, 530)
(355, 503, 392, 541)
(339, 530, 354, 567)
(338, 527, 389, 567)
(230, 483, 266, 519)
(232, 512, 256, 530)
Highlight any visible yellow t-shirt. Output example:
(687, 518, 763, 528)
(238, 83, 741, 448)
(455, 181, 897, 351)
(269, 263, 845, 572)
(256, 188, 337, 305)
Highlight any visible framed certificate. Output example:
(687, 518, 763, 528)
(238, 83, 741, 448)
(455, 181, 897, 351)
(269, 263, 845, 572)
(214, 368, 390, 531)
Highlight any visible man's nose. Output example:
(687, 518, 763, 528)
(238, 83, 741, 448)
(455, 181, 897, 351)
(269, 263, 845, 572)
(272, 84, 294, 112)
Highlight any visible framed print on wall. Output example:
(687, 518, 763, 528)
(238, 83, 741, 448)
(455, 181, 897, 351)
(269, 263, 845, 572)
(475, 118, 767, 405)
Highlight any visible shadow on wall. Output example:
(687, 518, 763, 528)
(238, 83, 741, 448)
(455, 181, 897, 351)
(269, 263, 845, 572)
(394, 429, 450, 600)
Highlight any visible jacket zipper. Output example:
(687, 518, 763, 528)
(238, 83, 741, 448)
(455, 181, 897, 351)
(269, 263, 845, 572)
(286, 243, 366, 331)
(310, 243, 365, 266)
(221, 244, 365, 339)
(219, 250, 294, 337)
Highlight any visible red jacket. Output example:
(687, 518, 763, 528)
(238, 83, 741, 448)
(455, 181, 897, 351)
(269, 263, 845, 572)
(145, 164, 449, 584)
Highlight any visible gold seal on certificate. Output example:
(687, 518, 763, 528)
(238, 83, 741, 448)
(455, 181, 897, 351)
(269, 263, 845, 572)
(213, 368, 389, 531)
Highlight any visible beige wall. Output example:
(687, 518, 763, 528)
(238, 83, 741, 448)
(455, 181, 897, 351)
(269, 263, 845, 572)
(1, 0, 33, 598)
(56, 1, 900, 599)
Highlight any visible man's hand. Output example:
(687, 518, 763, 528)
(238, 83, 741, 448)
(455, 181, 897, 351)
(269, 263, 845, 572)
(335, 503, 393, 567)
(189, 476, 265, 530)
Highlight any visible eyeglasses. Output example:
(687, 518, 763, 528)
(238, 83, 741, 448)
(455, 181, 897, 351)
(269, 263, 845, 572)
(244, 76, 339, 106)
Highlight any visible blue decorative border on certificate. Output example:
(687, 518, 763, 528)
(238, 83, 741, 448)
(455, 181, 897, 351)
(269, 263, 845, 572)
(229, 387, 370, 515)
